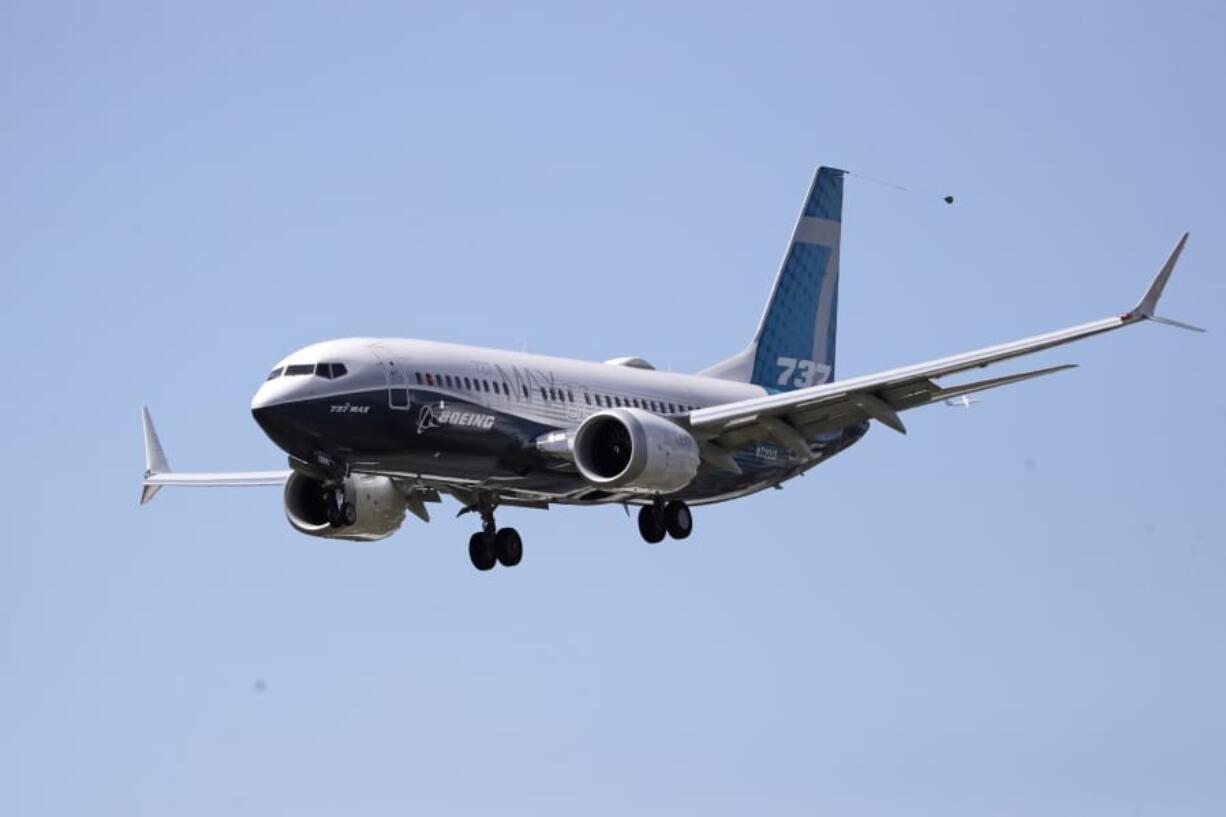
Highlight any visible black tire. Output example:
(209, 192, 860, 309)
(341, 501, 357, 527)
(637, 505, 666, 544)
(664, 501, 692, 540)
(495, 527, 523, 567)
(327, 500, 343, 527)
(468, 532, 497, 571)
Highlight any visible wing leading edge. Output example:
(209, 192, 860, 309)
(689, 233, 1201, 448)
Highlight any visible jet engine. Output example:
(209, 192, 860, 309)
(283, 471, 407, 541)
(571, 408, 701, 494)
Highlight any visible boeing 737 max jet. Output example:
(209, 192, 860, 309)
(140, 167, 1202, 571)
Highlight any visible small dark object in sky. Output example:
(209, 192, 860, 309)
(254, 679, 267, 693)
(944, 195, 955, 204)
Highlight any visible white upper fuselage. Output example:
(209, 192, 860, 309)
(252, 337, 768, 426)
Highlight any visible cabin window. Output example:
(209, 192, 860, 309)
(266, 367, 283, 381)
(285, 364, 314, 376)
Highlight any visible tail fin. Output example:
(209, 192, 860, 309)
(700, 166, 844, 391)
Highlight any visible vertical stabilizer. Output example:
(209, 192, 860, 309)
(700, 166, 844, 391)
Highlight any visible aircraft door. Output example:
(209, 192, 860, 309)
(368, 344, 411, 410)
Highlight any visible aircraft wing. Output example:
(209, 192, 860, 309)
(688, 233, 1200, 457)
(139, 407, 290, 503)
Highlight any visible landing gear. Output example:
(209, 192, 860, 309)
(467, 496, 524, 571)
(468, 532, 497, 571)
(637, 505, 666, 544)
(495, 528, 523, 567)
(638, 500, 693, 543)
(663, 500, 692, 540)
(326, 485, 357, 529)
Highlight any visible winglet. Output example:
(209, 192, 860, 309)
(1127, 232, 1205, 331)
(141, 407, 169, 504)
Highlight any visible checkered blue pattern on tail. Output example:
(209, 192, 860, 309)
(748, 167, 844, 392)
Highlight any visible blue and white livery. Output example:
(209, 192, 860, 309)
(140, 166, 1202, 571)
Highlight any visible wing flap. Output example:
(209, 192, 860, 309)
(927, 364, 1077, 404)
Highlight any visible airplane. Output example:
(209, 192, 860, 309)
(140, 166, 1202, 571)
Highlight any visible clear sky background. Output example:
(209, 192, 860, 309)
(3, 2, 1224, 815)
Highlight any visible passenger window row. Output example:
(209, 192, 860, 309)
(415, 371, 511, 398)
(410, 369, 699, 414)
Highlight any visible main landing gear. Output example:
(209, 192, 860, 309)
(637, 499, 693, 544)
(326, 485, 357, 528)
(467, 497, 523, 571)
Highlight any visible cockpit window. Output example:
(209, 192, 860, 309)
(285, 364, 314, 376)
(311, 362, 349, 379)
(266, 367, 283, 381)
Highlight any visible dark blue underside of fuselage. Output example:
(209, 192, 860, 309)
(252, 388, 869, 504)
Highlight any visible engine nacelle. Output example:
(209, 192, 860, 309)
(571, 408, 701, 494)
(283, 471, 407, 541)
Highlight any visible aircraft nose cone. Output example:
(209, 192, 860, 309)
(251, 398, 310, 459)
(250, 378, 313, 455)
(251, 381, 277, 411)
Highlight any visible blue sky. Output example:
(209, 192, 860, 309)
(3, 2, 1224, 815)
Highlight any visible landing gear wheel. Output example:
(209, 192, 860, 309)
(468, 532, 496, 571)
(495, 527, 523, 567)
(327, 500, 343, 527)
(663, 501, 692, 540)
(637, 505, 666, 544)
(341, 501, 357, 527)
